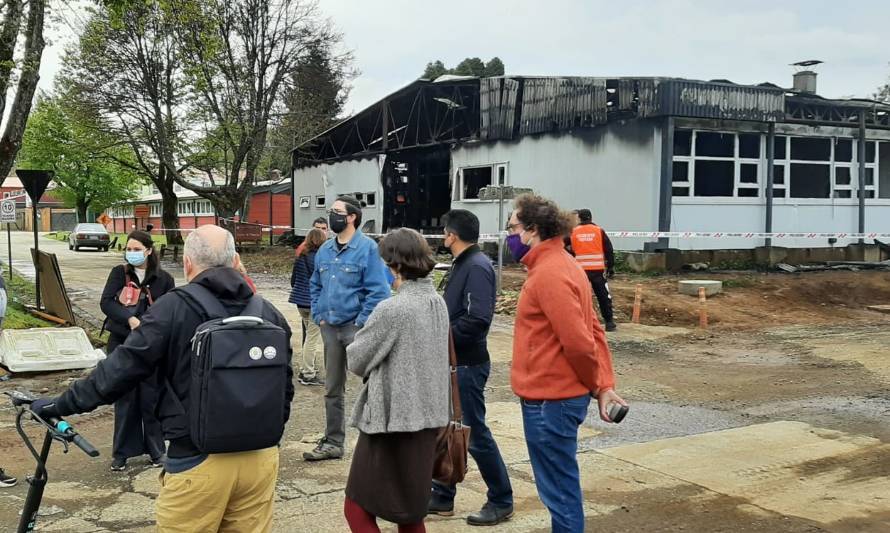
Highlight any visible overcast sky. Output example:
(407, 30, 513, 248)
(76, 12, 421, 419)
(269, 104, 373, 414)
(38, 0, 890, 115)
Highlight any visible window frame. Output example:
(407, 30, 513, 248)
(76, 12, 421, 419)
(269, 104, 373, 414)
(457, 163, 508, 202)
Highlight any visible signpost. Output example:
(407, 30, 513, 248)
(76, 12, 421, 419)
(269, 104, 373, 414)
(16, 169, 55, 309)
(1, 199, 15, 282)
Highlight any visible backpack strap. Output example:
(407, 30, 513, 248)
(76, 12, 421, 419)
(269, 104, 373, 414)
(240, 294, 266, 319)
(175, 283, 229, 320)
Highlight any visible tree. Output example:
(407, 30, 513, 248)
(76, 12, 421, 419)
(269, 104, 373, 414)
(420, 57, 505, 79)
(422, 60, 447, 80)
(18, 92, 142, 222)
(160, 0, 344, 220)
(0, 0, 48, 188)
(262, 39, 354, 178)
(63, 3, 189, 244)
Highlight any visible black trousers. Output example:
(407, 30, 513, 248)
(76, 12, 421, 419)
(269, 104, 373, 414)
(108, 334, 166, 461)
(586, 270, 614, 323)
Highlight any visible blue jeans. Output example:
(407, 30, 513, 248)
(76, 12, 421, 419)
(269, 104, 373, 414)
(432, 362, 513, 508)
(521, 395, 591, 533)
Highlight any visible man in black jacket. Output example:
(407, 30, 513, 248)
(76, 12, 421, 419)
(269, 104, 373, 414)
(31, 225, 294, 532)
(429, 210, 514, 526)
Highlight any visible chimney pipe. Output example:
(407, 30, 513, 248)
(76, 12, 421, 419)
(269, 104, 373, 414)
(793, 71, 817, 94)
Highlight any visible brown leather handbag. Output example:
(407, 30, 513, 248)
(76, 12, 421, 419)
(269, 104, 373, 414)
(432, 332, 471, 485)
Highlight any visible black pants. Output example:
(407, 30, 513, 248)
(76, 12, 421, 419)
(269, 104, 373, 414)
(586, 270, 614, 323)
(108, 334, 166, 461)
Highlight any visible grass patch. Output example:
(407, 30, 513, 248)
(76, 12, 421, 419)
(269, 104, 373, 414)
(1, 265, 52, 329)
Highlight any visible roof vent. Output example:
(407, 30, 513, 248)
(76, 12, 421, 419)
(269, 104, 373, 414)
(791, 60, 822, 94)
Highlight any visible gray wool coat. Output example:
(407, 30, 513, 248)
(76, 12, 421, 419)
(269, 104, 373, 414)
(346, 278, 451, 434)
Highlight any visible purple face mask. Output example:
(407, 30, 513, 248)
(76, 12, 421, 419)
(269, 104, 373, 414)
(506, 233, 531, 262)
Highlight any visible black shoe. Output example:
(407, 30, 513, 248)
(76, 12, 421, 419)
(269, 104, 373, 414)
(111, 457, 127, 471)
(467, 503, 514, 526)
(298, 373, 325, 386)
(605, 321, 617, 332)
(0, 469, 17, 487)
(427, 495, 454, 517)
(302, 439, 343, 461)
(150, 455, 166, 468)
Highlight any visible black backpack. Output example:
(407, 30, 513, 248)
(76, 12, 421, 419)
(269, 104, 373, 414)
(178, 284, 289, 454)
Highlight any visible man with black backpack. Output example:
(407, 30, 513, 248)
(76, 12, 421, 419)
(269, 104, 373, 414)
(30, 225, 294, 533)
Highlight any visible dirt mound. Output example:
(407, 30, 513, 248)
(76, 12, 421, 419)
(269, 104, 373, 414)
(500, 267, 890, 330)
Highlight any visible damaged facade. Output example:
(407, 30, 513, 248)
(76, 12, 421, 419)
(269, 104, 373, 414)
(291, 73, 890, 250)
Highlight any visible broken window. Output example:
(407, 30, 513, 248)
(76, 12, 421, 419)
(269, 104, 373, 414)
(674, 130, 692, 156)
(496, 164, 508, 186)
(865, 141, 876, 163)
(694, 160, 734, 196)
(880, 142, 890, 199)
(299, 196, 310, 209)
(365, 192, 376, 207)
(740, 164, 758, 184)
(790, 137, 831, 161)
(835, 139, 853, 162)
(672, 186, 690, 197)
(790, 164, 830, 198)
(672, 161, 689, 183)
(774, 136, 787, 160)
(315, 196, 326, 208)
(461, 166, 493, 200)
(738, 134, 760, 159)
(695, 132, 734, 157)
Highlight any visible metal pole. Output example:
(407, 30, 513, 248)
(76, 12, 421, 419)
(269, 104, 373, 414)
(32, 206, 40, 309)
(858, 113, 867, 244)
(654, 116, 675, 250)
(765, 122, 775, 248)
(269, 190, 274, 246)
(497, 186, 504, 293)
(6, 223, 11, 282)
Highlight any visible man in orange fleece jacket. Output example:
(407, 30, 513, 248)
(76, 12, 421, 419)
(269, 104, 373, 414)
(506, 194, 626, 533)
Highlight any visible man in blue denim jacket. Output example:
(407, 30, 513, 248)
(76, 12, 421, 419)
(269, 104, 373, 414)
(304, 195, 391, 461)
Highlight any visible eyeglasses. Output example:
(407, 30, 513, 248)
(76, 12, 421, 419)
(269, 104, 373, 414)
(506, 222, 523, 234)
(328, 209, 349, 216)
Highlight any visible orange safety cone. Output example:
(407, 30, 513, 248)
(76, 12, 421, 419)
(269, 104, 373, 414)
(698, 287, 708, 329)
(631, 284, 642, 324)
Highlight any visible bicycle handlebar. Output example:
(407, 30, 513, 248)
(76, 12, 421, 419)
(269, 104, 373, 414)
(4, 391, 100, 458)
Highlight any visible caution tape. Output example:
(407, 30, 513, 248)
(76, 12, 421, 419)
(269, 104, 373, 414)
(221, 219, 890, 241)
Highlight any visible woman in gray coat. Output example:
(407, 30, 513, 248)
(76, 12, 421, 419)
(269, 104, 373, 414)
(344, 228, 450, 533)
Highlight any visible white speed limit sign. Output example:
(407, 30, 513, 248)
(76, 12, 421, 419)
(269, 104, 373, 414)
(0, 199, 15, 223)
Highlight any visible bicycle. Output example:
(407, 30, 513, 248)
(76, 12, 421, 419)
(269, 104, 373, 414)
(4, 390, 99, 533)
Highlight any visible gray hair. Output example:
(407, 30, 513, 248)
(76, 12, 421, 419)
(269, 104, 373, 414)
(184, 228, 236, 269)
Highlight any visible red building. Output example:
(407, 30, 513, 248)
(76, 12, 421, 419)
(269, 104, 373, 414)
(103, 180, 293, 240)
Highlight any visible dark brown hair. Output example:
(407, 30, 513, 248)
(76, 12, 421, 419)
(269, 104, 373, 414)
(299, 228, 327, 256)
(126, 230, 159, 275)
(379, 228, 435, 280)
(513, 194, 574, 241)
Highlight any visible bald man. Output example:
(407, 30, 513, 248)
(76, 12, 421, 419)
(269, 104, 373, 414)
(31, 225, 294, 532)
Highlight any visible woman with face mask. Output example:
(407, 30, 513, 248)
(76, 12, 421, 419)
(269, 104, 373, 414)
(99, 230, 175, 471)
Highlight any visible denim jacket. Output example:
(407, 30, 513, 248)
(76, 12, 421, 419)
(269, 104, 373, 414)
(310, 230, 391, 327)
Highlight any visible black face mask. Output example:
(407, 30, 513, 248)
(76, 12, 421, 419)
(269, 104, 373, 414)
(329, 213, 348, 234)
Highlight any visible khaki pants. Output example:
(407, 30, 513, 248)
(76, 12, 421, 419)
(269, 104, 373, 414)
(298, 308, 324, 378)
(156, 447, 279, 533)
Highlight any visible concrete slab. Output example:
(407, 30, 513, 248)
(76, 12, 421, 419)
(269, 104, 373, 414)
(678, 279, 723, 296)
(0, 327, 105, 372)
(601, 421, 890, 529)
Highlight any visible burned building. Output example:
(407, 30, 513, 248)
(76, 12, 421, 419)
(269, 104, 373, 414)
(291, 72, 890, 250)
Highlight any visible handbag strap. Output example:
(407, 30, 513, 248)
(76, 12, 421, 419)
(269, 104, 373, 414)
(447, 331, 463, 422)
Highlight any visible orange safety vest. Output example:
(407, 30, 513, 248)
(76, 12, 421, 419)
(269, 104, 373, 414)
(570, 224, 606, 271)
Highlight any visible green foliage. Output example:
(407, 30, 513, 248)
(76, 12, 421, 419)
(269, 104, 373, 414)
(17, 91, 142, 219)
(422, 57, 505, 79)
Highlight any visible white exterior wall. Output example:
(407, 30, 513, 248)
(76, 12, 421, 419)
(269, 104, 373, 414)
(293, 157, 383, 233)
(670, 122, 890, 250)
(451, 121, 661, 250)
